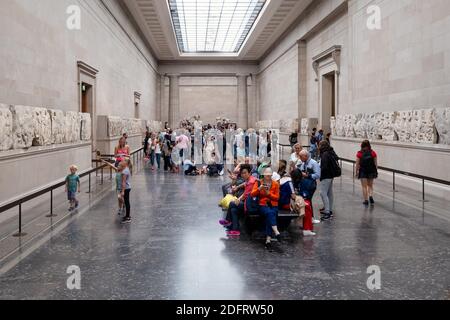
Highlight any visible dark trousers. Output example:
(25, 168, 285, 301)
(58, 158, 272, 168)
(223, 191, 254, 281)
(164, 155, 172, 171)
(228, 201, 245, 231)
(124, 189, 131, 218)
(260, 206, 278, 236)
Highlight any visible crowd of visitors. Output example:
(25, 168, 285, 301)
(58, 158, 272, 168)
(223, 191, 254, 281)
(217, 128, 379, 249)
(68, 117, 378, 235)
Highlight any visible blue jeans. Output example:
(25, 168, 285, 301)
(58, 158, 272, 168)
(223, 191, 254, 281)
(229, 201, 245, 231)
(155, 153, 161, 169)
(259, 206, 278, 236)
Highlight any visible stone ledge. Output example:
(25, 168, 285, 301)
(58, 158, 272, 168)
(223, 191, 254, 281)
(332, 136, 450, 153)
(0, 142, 92, 162)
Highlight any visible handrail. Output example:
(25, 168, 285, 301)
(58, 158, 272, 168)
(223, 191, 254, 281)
(0, 147, 144, 237)
(338, 158, 450, 186)
(338, 157, 450, 202)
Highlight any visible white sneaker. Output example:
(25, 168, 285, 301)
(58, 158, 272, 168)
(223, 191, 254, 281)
(312, 219, 321, 224)
(303, 230, 316, 236)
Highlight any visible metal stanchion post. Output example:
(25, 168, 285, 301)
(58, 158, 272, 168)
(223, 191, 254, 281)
(88, 172, 91, 193)
(421, 179, 429, 202)
(393, 172, 396, 192)
(13, 203, 27, 237)
(46, 189, 57, 217)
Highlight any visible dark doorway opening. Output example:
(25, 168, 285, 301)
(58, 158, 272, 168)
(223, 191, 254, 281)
(321, 72, 336, 134)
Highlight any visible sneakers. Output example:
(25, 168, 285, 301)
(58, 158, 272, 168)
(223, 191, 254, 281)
(321, 213, 332, 221)
(74, 201, 79, 209)
(369, 196, 375, 205)
(265, 241, 273, 250)
(226, 230, 240, 236)
(363, 200, 369, 206)
(303, 230, 316, 236)
(219, 219, 232, 227)
(121, 217, 131, 224)
(274, 233, 282, 242)
(312, 218, 321, 224)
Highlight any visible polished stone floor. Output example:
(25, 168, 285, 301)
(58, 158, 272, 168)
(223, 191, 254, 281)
(0, 167, 449, 300)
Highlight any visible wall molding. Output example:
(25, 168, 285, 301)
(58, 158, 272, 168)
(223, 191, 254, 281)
(0, 142, 92, 162)
(332, 136, 450, 154)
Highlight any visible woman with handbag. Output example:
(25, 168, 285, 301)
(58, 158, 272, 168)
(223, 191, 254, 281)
(251, 167, 281, 249)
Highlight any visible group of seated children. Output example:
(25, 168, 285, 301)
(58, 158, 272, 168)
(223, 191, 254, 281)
(219, 152, 319, 249)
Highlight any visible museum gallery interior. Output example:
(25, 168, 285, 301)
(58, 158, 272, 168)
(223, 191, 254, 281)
(0, 0, 449, 300)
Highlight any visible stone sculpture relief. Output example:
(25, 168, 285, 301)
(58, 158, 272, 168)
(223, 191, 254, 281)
(376, 112, 397, 141)
(65, 111, 81, 143)
(80, 113, 92, 141)
(50, 109, 66, 144)
(435, 107, 450, 145)
(332, 107, 446, 145)
(106, 116, 148, 138)
(300, 118, 318, 135)
(107, 116, 123, 137)
(410, 109, 437, 144)
(32, 107, 52, 146)
(0, 104, 13, 151)
(11, 105, 37, 149)
(146, 120, 162, 133)
(0, 104, 92, 153)
(330, 117, 337, 136)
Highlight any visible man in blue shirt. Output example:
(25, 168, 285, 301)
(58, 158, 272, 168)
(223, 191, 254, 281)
(297, 150, 321, 226)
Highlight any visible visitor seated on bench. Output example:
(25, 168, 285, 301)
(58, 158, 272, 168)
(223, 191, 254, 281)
(220, 164, 256, 237)
(221, 159, 249, 197)
(250, 167, 281, 249)
(277, 160, 295, 211)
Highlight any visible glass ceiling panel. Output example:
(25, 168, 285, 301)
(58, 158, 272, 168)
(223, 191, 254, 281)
(168, 0, 267, 53)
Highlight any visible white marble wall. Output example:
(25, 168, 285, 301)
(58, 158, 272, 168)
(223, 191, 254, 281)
(0, 0, 158, 120)
(0, 104, 91, 152)
(331, 107, 448, 145)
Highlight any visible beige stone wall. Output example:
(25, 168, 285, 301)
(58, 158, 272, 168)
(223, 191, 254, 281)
(179, 77, 238, 125)
(0, 0, 158, 120)
(258, 45, 299, 121)
(256, 0, 450, 192)
(305, 10, 349, 117)
(162, 76, 255, 127)
(347, 0, 450, 113)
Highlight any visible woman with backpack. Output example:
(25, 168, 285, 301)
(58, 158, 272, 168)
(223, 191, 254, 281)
(318, 140, 341, 221)
(356, 140, 378, 206)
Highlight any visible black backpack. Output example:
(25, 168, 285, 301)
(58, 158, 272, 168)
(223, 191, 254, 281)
(329, 151, 342, 178)
(360, 150, 376, 173)
(207, 164, 219, 176)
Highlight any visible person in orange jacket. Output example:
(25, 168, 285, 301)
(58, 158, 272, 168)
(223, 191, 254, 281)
(251, 167, 281, 249)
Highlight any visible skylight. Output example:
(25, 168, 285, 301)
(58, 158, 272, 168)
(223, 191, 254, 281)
(168, 0, 267, 54)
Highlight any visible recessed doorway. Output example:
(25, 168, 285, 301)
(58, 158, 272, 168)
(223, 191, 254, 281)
(321, 72, 336, 135)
